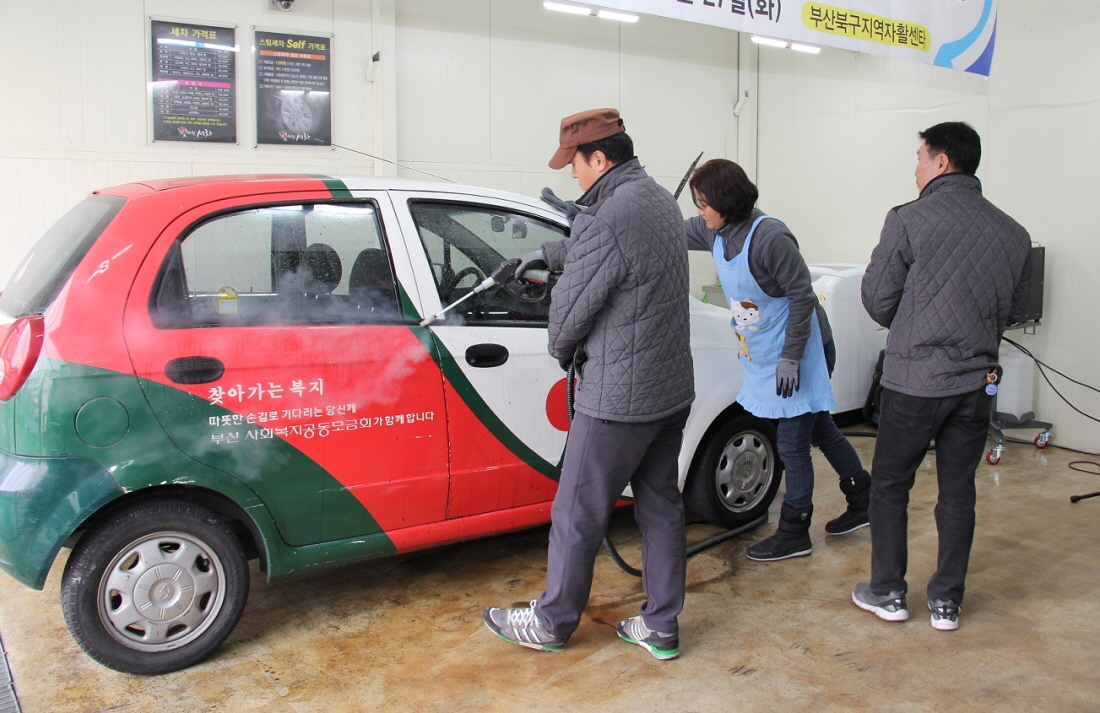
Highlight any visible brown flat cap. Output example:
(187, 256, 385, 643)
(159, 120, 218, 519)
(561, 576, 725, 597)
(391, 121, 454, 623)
(548, 108, 626, 170)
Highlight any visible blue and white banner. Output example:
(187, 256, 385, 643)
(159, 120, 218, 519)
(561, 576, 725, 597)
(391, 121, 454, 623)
(582, 0, 998, 76)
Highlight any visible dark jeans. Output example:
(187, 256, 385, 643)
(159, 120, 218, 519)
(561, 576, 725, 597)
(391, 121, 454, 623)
(536, 407, 690, 639)
(775, 339, 864, 509)
(868, 386, 993, 605)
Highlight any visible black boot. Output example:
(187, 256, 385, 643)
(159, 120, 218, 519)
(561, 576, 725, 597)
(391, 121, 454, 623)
(746, 503, 813, 562)
(825, 470, 871, 536)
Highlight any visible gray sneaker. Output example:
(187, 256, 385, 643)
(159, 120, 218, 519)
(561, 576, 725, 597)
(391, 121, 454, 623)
(482, 600, 565, 652)
(929, 600, 960, 631)
(851, 582, 909, 622)
(616, 616, 680, 660)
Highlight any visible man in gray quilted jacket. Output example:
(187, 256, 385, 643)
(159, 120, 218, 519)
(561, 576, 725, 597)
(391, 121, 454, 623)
(852, 122, 1031, 632)
(483, 108, 694, 660)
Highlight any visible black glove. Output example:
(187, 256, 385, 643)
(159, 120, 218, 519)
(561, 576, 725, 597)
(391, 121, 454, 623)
(776, 360, 800, 398)
(558, 355, 573, 372)
(541, 187, 582, 221)
(489, 257, 522, 285)
(515, 248, 548, 282)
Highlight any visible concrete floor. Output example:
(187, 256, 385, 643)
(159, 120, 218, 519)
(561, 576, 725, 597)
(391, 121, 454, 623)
(1, 435, 1099, 712)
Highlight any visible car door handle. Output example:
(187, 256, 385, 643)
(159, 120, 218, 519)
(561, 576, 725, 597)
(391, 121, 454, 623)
(165, 356, 226, 385)
(465, 343, 509, 368)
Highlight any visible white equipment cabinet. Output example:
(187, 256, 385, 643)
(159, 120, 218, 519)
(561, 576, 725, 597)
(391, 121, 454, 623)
(809, 264, 888, 415)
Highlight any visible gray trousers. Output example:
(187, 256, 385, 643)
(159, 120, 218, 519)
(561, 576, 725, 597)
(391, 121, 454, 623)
(535, 407, 690, 639)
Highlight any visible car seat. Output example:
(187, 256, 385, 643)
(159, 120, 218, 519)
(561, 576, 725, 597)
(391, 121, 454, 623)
(302, 243, 342, 298)
(349, 248, 398, 315)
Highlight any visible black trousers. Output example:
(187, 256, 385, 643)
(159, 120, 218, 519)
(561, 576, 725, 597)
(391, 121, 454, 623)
(868, 386, 993, 605)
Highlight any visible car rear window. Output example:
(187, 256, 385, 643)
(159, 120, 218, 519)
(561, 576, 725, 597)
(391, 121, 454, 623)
(0, 194, 125, 318)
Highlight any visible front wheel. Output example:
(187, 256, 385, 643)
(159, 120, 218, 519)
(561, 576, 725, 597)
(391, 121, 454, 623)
(61, 500, 250, 675)
(684, 412, 782, 529)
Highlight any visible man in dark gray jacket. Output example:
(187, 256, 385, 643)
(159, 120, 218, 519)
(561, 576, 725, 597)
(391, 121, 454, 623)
(483, 108, 694, 660)
(852, 122, 1031, 632)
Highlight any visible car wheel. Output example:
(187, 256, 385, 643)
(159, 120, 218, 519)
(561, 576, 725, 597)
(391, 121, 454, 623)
(60, 500, 250, 675)
(685, 412, 782, 529)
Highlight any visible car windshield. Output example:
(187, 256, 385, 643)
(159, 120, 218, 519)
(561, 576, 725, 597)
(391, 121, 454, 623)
(0, 194, 125, 318)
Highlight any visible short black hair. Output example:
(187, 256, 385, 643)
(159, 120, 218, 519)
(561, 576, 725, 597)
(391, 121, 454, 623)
(918, 121, 981, 175)
(689, 159, 758, 225)
(576, 132, 634, 165)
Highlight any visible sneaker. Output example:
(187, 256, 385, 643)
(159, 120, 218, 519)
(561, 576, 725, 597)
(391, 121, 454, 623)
(746, 532, 812, 561)
(616, 616, 679, 660)
(929, 600, 960, 631)
(851, 582, 909, 622)
(482, 600, 566, 652)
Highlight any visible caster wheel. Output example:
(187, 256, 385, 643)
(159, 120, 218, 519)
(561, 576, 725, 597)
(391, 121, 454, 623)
(986, 450, 1001, 465)
(1035, 433, 1051, 449)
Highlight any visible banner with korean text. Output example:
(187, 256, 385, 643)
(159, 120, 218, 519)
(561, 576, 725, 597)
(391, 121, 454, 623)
(583, 0, 998, 76)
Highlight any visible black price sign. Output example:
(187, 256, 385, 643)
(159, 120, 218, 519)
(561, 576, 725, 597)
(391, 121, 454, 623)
(255, 31, 332, 146)
(150, 21, 237, 143)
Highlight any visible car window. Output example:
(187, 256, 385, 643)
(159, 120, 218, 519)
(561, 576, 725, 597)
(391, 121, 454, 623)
(1, 195, 125, 318)
(409, 201, 566, 326)
(152, 202, 401, 327)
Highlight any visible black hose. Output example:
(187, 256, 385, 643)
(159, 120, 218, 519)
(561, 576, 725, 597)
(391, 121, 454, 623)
(565, 364, 767, 577)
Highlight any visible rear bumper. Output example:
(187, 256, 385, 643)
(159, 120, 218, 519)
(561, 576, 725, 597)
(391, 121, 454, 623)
(0, 449, 123, 589)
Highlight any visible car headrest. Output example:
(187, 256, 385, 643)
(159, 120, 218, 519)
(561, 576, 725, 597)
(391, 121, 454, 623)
(349, 248, 391, 295)
(303, 243, 342, 295)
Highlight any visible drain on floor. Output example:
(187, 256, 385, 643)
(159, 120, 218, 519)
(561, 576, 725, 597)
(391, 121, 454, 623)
(0, 633, 20, 713)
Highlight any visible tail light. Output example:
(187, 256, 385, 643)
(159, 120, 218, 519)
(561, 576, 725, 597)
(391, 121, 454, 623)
(0, 315, 45, 402)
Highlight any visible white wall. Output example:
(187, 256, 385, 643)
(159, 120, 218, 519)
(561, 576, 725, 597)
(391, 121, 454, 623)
(756, 1, 1100, 451)
(0, 0, 380, 288)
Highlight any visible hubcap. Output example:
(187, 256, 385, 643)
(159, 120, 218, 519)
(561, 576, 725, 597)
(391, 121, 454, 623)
(713, 430, 774, 513)
(98, 531, 227, 652)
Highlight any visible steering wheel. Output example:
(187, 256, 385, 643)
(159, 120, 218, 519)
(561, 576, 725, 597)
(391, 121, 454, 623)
(441, 265, 485, 300)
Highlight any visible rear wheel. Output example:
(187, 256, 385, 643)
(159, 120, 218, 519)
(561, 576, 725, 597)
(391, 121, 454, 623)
(685, 412, 782, 529)
(61, 500, 250, 675)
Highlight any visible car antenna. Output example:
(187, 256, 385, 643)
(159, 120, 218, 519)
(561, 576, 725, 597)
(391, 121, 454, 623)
(331, 143, 458, 183)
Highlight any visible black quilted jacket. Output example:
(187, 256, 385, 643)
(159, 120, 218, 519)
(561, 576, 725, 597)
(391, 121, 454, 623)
(862, 173, 1031, 398)
(542, 158, 695, 422)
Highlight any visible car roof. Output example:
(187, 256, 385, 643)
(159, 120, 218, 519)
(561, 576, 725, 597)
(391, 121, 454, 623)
(94, 174, 558, 216)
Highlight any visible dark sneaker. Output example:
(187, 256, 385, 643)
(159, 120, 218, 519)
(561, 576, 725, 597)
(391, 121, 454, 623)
(616, 616, 679, 660)
(851, 582, 909, 622)
(482, 600, 565, 652)
(824, 508, 869, 536)
(929, 600, 960, 631)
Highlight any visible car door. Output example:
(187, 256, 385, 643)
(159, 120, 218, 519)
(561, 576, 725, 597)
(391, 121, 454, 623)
(391, 192, 571, 518)
(125, 192, 450, 547)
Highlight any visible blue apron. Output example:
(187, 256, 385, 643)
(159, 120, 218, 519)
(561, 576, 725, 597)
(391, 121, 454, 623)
(714, 215, 836, 419)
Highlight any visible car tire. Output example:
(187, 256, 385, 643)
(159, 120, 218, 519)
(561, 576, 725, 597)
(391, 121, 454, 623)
(685, 412, 782, 529)
(60, 500, 250, 675)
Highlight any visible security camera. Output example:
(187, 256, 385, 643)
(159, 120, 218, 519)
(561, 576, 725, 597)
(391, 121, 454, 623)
(271, 0, 294, 10)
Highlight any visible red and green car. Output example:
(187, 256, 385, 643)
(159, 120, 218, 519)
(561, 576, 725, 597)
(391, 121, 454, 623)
(0, 174, 781, 674)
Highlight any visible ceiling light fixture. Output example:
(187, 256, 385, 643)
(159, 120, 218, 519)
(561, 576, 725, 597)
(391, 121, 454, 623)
(790, 42, 822, 54)
(750, 35, 789, 48)
(596, 9, 639, 22)
(751, 35, 821, 54)
(544, 1, 593, 15)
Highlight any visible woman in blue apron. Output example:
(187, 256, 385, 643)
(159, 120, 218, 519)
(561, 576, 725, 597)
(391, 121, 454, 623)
(684, 159, 871, 561)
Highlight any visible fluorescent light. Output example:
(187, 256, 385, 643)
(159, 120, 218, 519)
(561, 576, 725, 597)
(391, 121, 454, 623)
(544, 1, 592, 15)
(596, 9, 639, 22)
(751, 35, 788, 48)
(790, 42, 821, 54)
